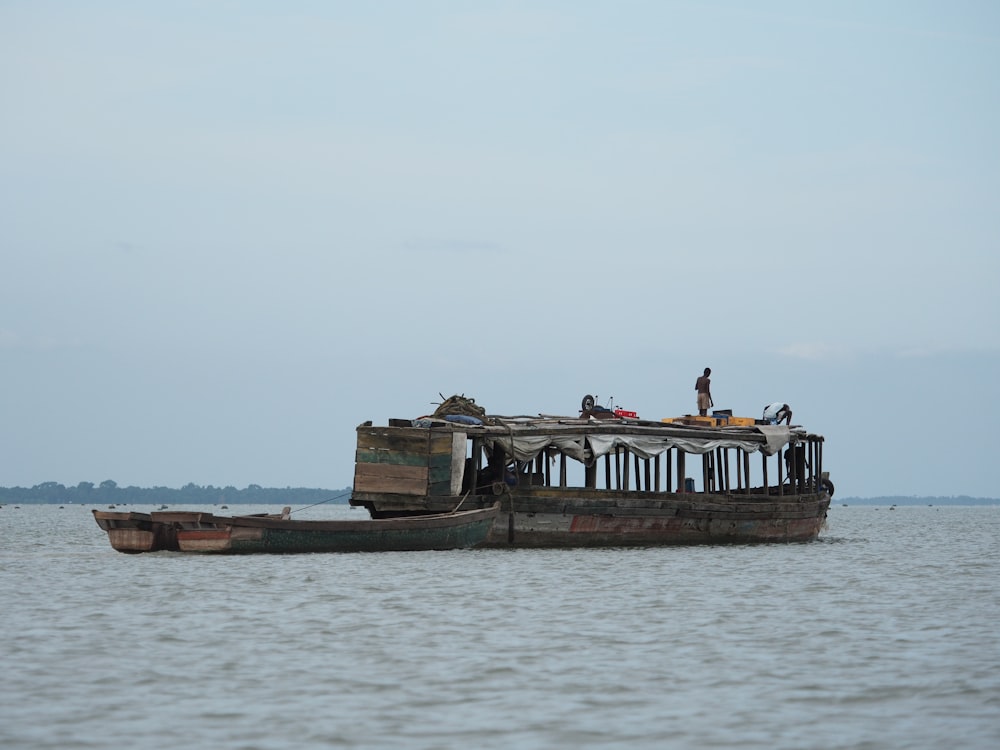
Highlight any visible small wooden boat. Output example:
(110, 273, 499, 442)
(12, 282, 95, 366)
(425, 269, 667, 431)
(94, 504, 499, 554)
(175, 503, 499, 554)
(92, 509, 288, 553)
(92, 510, 211, 553)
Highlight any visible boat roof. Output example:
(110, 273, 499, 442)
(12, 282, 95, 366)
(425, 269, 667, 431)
(377, 414, 821, 461)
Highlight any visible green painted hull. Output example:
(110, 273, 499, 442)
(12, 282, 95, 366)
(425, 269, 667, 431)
(176, 504, 499, 554)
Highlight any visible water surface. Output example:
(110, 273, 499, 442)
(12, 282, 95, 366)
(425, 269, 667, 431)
(2, 504, 998, 749)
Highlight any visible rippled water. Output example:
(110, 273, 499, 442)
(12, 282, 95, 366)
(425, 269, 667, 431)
(2, 503, 998, 749)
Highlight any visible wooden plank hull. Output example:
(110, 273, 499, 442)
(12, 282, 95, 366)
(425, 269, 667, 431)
(176, 504, 499, 554)
(92, 511, 209, 553)
(353, 489, 831, 547)
(496, 506, 827, 546)
(93, 510, 276, 553)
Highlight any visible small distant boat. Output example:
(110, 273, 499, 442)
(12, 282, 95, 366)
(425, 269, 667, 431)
(93, 504, 499, 554)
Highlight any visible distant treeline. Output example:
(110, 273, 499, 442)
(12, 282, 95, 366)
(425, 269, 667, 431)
(838, 496, 997, 506)
(1, 483, 995, 507)
(0, 481, 352, 505)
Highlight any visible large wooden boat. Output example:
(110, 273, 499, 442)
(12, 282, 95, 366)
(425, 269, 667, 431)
(350, 397, 832, 547)
(174, 504, 499, 554)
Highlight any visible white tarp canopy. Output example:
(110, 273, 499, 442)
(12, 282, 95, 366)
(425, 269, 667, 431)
(485, 426, 794, 464)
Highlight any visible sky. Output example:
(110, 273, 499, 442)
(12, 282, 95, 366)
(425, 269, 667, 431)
(2, 1, 998, 498)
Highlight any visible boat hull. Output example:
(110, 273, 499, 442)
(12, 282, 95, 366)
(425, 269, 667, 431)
(490, 506, 827, 547)
(354, 489, 830, 547)
(92, 511, 210, 553)
(176, 505, 499, 554)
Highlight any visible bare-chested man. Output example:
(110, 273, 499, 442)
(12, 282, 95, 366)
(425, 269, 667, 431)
(695, 368, 712, 416)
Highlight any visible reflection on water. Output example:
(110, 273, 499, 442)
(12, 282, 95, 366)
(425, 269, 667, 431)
(2, 504, 999, 749)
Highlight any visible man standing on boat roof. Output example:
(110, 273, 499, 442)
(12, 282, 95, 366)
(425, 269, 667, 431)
(695, 367, 713, 416)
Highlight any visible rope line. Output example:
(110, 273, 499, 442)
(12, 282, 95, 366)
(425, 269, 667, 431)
(290, 489, 353, 515)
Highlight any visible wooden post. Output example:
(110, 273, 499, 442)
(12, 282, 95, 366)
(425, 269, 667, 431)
(777, 448, 784, 497)
(808, 441, 815, 491)
(804, 445, 809, 494)
(743, 450, 750, 494)
(470, 438, 481, 493)
(585, 457, 597, 489)
(762, 451, 768, 495)
(622, 449, 631, 491)
(605, 454, 612, 490)
(615, 449, 621, 490)
(702, 453, 710, 493)
(664, 449, 671, 494)
(798, 447, 804, 494)
(677, 450, 686, 492)
(723, 448, 730, 493)
(789, 442, 797, 494)
(817, 440, 823, 491)
(560, 453, 567, 488)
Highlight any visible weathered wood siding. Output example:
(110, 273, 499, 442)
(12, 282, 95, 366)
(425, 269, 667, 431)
(354, 426, 466, 496)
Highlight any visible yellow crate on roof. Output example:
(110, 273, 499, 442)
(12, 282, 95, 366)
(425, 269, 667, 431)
(663, 415, 722, 427)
